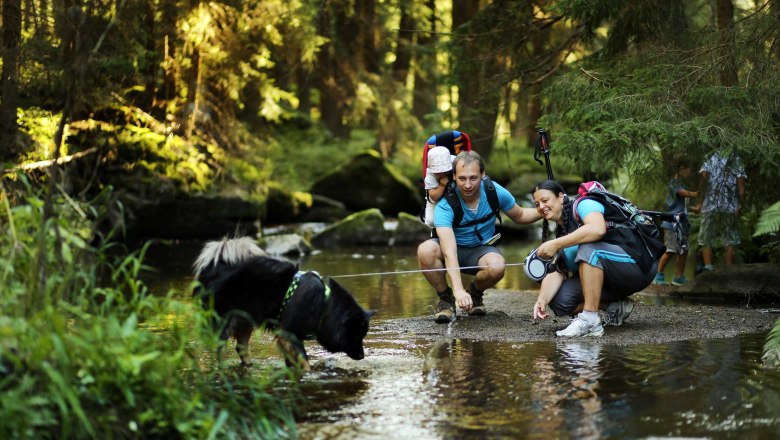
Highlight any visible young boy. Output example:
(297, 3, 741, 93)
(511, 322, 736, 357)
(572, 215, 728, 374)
(422, 146, 454, 227)
(655, 162, 698, 285)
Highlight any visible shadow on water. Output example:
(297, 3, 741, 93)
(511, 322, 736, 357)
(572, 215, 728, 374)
(140, 239, 780, 439)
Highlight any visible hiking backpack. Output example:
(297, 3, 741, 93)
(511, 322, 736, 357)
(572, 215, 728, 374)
(572, 181, 666, 262)
(421, 130, 472, 179)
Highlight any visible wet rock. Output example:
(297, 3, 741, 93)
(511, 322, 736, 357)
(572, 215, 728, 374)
(309, 150, 422, 216)
(311, 208, 391, 248)
(300, 194, 351, 223)
(260, 233, 313, 256)
(264, 183, 313, 224)
(393, 212, 431, 245)
(128, 192, 262, 239)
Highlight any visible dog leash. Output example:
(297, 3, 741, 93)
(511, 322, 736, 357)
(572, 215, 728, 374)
(326, 262, 525, 279)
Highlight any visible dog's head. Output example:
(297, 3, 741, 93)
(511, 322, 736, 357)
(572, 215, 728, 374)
(317, 278, 375, 360)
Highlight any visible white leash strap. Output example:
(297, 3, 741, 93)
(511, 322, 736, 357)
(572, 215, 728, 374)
(327, 262, 525, 278)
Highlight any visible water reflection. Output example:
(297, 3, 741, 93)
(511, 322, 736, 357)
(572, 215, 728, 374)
(296, 334, 780, 439)
(139, 240, 780, 439)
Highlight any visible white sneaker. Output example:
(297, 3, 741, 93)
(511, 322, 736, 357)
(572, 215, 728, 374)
(556, 314, 605, 337)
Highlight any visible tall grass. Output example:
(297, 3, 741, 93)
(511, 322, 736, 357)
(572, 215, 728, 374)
(0, 181, 298, 438)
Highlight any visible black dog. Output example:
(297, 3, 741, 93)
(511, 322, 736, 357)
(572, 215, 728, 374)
(193, 237, 374, 369)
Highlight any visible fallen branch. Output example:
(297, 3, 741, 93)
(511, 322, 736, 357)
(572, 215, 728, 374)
(8, 146, 98, 173)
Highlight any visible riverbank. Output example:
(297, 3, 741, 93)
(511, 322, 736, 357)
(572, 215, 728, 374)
(379, 289, 779, 345)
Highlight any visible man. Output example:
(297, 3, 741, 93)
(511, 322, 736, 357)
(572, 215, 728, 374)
(417, 151, 541, 323)
(693, 151, 747, 269)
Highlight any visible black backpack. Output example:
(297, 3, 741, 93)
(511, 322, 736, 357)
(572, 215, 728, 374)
(573, 181, 666, 262)
(437, 176, 501, 242)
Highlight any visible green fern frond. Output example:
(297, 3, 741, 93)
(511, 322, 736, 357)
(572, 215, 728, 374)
(754, 201, 780, 237)
(763, 317, 780, 368)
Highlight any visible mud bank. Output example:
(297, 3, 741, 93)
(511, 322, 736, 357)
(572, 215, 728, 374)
(377, 289, 779, 345)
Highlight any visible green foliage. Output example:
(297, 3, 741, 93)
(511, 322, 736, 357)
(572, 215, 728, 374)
(754, 202, 780, 237)
(0, 185, 297, 438)
(763, 318, 780, 369)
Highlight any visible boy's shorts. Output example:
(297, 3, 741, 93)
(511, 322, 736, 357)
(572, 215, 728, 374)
(698, 212, 741, 248)
(430, 239, 502, 275)
(663, 229, 686, 254)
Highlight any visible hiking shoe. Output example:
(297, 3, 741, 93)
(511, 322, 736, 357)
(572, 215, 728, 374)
(434, 300, 455, 323)
(671, 276, 689, 286)
(556, 314, 604, 337)
(467, 281, 486, 316)
(434, 287, 456, 323)
(603, 298, 635, 327)
(653, 272, 666, 285)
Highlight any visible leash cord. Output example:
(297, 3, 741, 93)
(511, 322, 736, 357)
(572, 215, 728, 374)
(326, 262, 525, 279)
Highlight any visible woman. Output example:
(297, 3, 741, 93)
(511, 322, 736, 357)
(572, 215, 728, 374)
(531, 180, 657, 337)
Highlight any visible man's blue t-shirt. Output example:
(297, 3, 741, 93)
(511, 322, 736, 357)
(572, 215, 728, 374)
(559, 198, 605, 273)
(433, 180, 516, 247)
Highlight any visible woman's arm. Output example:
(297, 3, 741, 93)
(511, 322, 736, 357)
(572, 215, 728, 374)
(534, 271, 564, 320)
(536, 212, 606, 259)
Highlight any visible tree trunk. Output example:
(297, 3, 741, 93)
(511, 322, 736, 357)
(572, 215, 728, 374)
(453, 0, 499, 159)
(315, 2, 352, 139)
(393, 0, 413, 82)
(356, 0, 379, 74)
(1, 0, 22, 157)
(412, 0, 437, 124)
(717, 0, 737, 86)
(184, 45, 201, 138)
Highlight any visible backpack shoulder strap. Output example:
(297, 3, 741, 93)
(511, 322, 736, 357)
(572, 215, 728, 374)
(443, 180, 463, 227)
(482, 175, 501, 225)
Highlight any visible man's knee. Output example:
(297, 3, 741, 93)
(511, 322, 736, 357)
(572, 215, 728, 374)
(480, 254, 505, 280)
(417, 240, 441, 264)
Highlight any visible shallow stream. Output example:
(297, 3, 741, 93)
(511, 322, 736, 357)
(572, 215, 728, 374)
(143, 239, 780, 439)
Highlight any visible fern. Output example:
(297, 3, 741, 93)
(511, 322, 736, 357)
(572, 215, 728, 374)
(763, 317, 780, 368)
(753, 201, 780, 237)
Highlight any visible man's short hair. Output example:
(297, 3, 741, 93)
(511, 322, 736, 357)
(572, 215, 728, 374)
(453, 151, 485, 174)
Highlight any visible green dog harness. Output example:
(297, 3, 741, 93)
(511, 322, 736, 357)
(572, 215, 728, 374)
(277, 271, 331, 321)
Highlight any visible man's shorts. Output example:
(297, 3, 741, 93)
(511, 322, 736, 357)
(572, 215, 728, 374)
(430, 238, 502, 275)
(698, 211, 741, 248)
(663, 228, 686, 254)
(548, 242, 657, 317)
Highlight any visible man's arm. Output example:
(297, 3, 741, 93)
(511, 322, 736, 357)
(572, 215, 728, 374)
(435, 226, 472, 312)
(505, 204, 542, 225)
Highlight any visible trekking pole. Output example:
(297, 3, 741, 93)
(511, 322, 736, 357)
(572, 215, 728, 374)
(534, 129, 555, 181)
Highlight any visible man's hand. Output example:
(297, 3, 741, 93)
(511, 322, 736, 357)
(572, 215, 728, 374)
(533, 298, 549, 320)
(454, 286, 472, 312)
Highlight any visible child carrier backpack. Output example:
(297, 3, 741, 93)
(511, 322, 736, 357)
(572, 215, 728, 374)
(573, 181, 666, 262)
(421, 130, 472, 179)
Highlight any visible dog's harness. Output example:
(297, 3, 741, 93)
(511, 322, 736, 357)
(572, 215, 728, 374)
(277, 271, 331, 321)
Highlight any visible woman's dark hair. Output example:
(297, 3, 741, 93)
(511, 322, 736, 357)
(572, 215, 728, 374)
(532, 180, 573, 242)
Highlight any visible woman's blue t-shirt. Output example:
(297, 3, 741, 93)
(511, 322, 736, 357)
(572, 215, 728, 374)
(433, 180, 516, 247)
(559, 198, 605, 272)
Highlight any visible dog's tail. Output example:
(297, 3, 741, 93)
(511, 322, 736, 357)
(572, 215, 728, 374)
(193, 236, 267, 277)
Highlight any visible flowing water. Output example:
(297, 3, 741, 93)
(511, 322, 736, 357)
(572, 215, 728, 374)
(142, 239, 780, 439)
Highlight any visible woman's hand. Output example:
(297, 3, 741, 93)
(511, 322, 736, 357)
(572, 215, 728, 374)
(536, 240, 559, 260)
(533, 298, 549, 320)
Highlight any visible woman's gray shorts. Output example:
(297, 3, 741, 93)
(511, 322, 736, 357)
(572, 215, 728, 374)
(548, 242, 657, 317)
(429, 239, 502, 275)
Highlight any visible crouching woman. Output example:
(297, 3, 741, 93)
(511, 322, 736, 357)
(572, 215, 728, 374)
(531, 180, 658, 337)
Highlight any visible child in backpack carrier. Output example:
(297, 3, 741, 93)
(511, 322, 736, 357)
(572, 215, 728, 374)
(422, 146, 455, 227)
